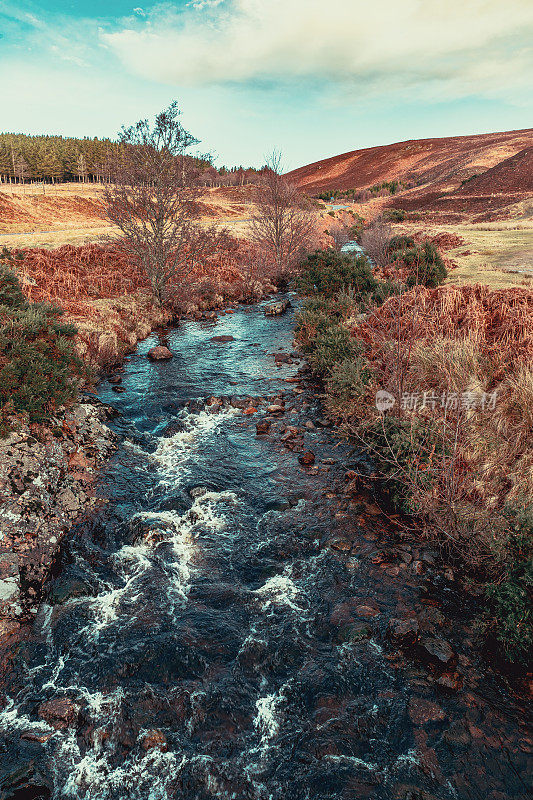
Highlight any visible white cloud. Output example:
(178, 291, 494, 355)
(100, 0, 533, 100)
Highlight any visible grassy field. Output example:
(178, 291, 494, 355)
(397, 219, 533, 289)
(0, 183, 259, 249)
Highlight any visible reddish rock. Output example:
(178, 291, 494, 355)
(68, 451, 91, 472)
(210, 335, 234, 343)
(147, 346, 173, 361)
(409, 697, 446, 725)
(355, 605, 380, 618)
(108, 376, 122, 385)
(38, 697, 79, 730)
(267, 404, 285, 414)
(330, 602, 353, 626)
(298, 451, 315, 466)
(141, 729, 168, 751)
(387, 617, 419, 645)
(256, 421, 271, 435)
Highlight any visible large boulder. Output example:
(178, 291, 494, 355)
(38, 698, 80, 730)
(147, 346, 173, 361)
(265, 299, 290, 316)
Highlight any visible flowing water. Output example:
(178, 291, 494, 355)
(1, 299, 530, 799)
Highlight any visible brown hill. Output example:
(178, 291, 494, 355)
(286, 129, 533, 195)
(452, 147, 533, 195)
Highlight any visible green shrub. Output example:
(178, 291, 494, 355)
(307, 324, 357, 376)
(384, 209, 407, 222)
(389, 239, 448, 288)
(326, 356, 372, 404)
(361, 414, 443, 512)
(387, 234, 415, 253)
(298, 249, 377, 300)
(0, 264, 85, 431)
(404, 242, 448, 288)
(485, 506, 533, 663)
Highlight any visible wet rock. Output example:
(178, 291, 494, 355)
(141, 729, 168, 751)
(265, 299, 290, 316)
(147, 346, 173, 361)
(210, 335, 235, 343)
(38, 697, 79, 730)
(0, 757, 51, 800)
(329, 536, 352, 552)
(189, 486, 210, 499)
(408, 697, 446, 725)
(393, 784, 440, 800)
(443, 720, 472, 747)
(108, 375, 122, 385)
(267, 404, 285, 414)
(256, 420, 271, 435)
(112, 385, 126, 393)
(274, 352, 291, 363)
(231, 396, 250, 409)
(49, 574, 93, 605)
(436, 672, 463, 691)
(387, 617, 419, 646)
(355, 604, 380, 618)
(419, 637, 455, 666)
(340, 622, 372, 643)
(298, 451, 315, 466)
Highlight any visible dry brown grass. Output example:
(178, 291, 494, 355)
(342, 284, 533, 563)
(13, 232, 274, 370)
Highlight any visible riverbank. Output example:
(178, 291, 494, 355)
(0, 399, 117, 679)
(294, 246, 533, 669)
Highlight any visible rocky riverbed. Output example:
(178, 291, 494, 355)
(0, 298, 530, 800)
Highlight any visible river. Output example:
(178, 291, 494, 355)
(0, 298, 530, 799)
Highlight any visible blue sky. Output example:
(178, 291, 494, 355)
(1, 1, 532, 169)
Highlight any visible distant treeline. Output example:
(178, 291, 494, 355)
(314, 179, 414, 202)
(0, 132, 266, 186)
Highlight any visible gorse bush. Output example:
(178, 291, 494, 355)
(0, 258, 85, 433)
(387, 235, 415, 253)
(306, 324, 357, 376)
(390, 239, 448, 288)
(485, 505, 533, 663)
(384, 209, 407, 222)
(325, 356, 372, 415)
(298, 249, 377, 300)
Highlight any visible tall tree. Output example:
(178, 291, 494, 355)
(249, 151, 315, 275)
(103, 103, 201, 304)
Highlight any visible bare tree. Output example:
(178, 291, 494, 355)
(103, 103, 201, 304)
(360, 216, 392, 267)
(249, 151, 315, 276)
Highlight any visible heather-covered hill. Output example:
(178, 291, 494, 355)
(451, 147, 533, 195)
(286, 129, 533, 195)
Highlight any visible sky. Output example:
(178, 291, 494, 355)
(0, 0, 532, 169)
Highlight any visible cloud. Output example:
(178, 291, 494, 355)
(101, 0, 533, 100)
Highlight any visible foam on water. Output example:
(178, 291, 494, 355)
(254, 566, 302, 612)
(151, 408, 235, 488)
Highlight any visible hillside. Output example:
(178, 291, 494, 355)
(286, 129, 533, 197)
(451, 147, 533, 195)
